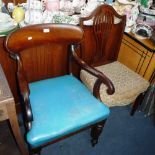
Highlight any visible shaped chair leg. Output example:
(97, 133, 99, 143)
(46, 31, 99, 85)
(130, 92, 145, 116)
(30, 147, 42, 155)
(90, 120, 106, 147)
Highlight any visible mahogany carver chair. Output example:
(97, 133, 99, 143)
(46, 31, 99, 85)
(80, 4, 150, 115)
(5, 24, 114, 155)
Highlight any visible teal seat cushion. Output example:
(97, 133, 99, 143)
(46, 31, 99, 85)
(27, 75, 110, 148)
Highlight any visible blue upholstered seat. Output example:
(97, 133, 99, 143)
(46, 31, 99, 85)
(27, 75, 110, 148)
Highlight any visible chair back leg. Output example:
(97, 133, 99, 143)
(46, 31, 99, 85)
(91, 120, 106, 147)
(130, 92, 146, 116)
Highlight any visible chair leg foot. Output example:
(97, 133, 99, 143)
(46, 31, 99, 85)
(90, 120, 106, 147)
(130, 93, 145, 116)
(29, 147, 42, 155)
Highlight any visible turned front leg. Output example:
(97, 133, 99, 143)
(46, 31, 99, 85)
(90, 120, 106, 147)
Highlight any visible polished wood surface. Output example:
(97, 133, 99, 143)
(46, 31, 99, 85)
(0, 64, 28, 155)
(126, 32, 155, 53)
(118, 34, 155, 80)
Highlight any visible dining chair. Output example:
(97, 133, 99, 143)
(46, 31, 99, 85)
(79, 4, 150, 115)
(5, 24, 114, 155)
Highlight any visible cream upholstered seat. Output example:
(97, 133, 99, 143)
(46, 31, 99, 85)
(80, 61, 150, 107)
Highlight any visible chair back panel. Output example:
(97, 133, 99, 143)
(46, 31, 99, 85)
(5, 24, 83, 82)
(80, 4, 126, 66)
(5, 24, 83, 53)
(20, 44, 68, 82)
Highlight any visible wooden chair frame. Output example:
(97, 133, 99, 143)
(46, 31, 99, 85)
(79, 4, 147, 115)
(5, 24, 114, 155)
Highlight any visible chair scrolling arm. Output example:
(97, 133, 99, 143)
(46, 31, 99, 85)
(16, 54, 33, 131)
(70, 45, 115, 100)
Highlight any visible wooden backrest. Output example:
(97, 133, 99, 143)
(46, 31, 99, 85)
(5, 24, 83, 53)
(5, 24, 83, 82)
(80, 4, 126, 66)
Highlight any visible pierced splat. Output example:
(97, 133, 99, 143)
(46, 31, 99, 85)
(80, 4, 126, 65)
(93, 11, 114, 62)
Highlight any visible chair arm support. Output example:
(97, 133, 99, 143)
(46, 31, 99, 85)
(17, 74, 33, 130)
(71, 45, 115, 98)
(20, 92, 33, 131)
(16, 54, 33, 131)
